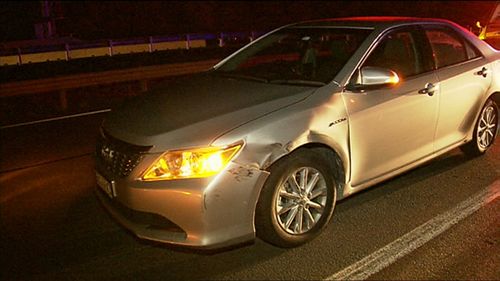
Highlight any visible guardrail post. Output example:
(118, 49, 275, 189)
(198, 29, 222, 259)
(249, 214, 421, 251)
(59, 89, 68, 111)
(148, 36, 153, 52)
(65, 43, 70, 60)
(17, 48, 22, 65)
(186, 34, 191, 49)
(218, 32, 224, 47)
(250, 31, 256, 42)
(108, 40, 114, 56)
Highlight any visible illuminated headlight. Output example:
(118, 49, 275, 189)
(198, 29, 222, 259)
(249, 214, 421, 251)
(141, 144, 242, 181)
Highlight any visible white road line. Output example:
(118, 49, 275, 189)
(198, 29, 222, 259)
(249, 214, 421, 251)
(326, 180, 500, 281)
(0, 109, 111, 129)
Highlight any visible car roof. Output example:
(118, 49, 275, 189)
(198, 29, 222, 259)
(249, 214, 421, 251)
(292, 16, 454, 29)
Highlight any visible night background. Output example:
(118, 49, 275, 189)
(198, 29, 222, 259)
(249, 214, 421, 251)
(1, 1, 500, 280)
(1, 1, 499, 124)
(1, 1, 497, 42)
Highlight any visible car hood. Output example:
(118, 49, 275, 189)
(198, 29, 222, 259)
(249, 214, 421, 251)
(102, 74, 316, 152)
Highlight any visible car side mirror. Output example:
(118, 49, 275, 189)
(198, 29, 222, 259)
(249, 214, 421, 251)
(360, 66, 400, 86)
(347, 66, 400, 91)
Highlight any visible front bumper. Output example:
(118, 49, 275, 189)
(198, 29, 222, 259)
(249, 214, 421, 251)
(96, 161, 269, 249)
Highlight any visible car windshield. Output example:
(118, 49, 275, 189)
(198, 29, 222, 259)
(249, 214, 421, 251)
(214, 27, 372, 85)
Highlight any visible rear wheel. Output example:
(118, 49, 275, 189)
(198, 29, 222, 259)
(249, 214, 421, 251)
(461, 99, 498, 157)
(255, 148, 338, 248)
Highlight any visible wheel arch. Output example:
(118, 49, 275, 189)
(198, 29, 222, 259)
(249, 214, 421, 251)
(487, 91, 500, 135)
(263, 136, 349, 201)
(489, 92, 500, 106)
(253, 142, 344, 247)
(461, 93, 499, 156)
(487, 92, 500, 135)
(298, 143, 347, 200)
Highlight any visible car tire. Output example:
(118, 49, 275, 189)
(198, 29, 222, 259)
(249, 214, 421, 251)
(255, 148, 338, 248)
(461, 98, 498, 157)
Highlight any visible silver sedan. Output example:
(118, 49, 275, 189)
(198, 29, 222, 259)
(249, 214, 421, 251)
(95, 17, 500, 248)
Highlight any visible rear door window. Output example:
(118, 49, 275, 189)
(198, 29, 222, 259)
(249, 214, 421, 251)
(424, 27, 480, 69)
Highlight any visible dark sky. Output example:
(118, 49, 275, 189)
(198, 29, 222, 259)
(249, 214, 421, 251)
(0, 1, 496, 42)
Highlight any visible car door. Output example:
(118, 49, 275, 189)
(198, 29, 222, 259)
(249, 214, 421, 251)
(343, 26, 439, 187)
(421, 25, 493, 152)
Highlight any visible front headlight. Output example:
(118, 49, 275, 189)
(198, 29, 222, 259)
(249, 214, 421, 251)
(141, 144, 242, 181)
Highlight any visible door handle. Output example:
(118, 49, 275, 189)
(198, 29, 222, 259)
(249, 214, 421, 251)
(418, 83, 437, 96)
(475, 67, 488, 78)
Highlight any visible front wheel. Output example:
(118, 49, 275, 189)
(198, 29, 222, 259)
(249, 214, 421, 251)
(255, 148, 338, 248)
(461, 98, 498, 157)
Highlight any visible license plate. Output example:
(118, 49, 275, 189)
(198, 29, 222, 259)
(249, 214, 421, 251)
(96, 172, 116, 198)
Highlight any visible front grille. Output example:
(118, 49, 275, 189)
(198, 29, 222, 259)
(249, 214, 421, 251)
(95, 129, 152, 179)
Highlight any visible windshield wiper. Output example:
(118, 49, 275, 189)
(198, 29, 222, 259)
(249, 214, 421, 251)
(213, 72, 269, 83)
(269, 79, 326, 87)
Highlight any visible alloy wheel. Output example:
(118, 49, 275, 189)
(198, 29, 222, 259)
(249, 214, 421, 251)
(275, 167, 327, 234)
(477, 104, 498, 149)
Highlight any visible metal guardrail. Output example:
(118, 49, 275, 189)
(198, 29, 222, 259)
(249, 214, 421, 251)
(0, 31, 264, 66)
(0, 59, 220, 111)
(0, 31, 265, 115)
(0, 59, 220, 97)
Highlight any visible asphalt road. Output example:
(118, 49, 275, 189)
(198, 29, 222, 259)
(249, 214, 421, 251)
(1, 112, 499, 281)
